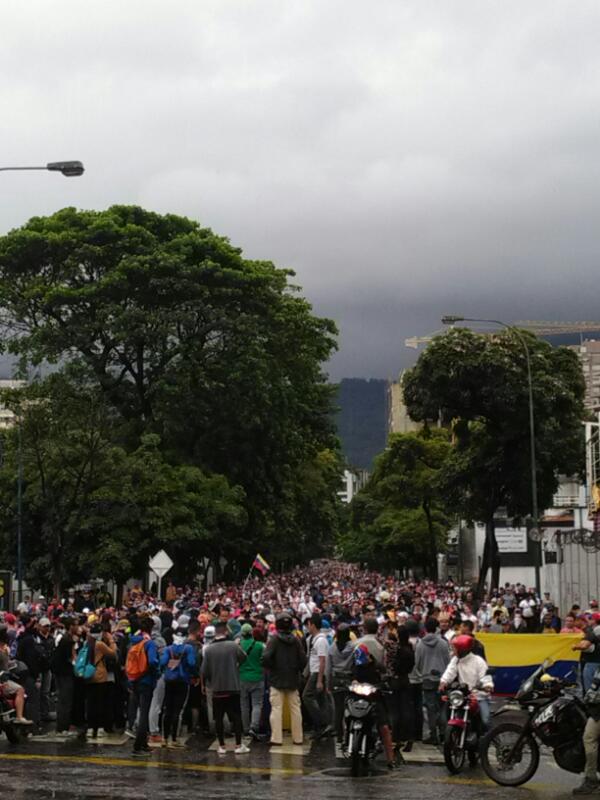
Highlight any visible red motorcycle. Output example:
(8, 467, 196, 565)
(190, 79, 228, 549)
(442, 682, 482, 773)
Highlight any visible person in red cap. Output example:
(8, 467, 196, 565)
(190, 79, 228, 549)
(440, 635, 494, 730)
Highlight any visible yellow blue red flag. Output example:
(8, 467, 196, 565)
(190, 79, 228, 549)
(477, 633, 581, 695)
(252, 553, 270, 575)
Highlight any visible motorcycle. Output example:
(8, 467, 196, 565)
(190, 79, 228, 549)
(343, 680, 384, 777)
(0, 670, 29, 744)
(442, 681, 484, 773)
(480, 658, 587, 786)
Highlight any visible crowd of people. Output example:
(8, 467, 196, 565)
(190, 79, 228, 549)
(0, 560, 599, 769)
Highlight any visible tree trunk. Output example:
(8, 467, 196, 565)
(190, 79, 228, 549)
(423, 501, 438, 581)
(476, 517, 500, 598)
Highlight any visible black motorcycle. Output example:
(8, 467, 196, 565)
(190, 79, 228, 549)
(480, 659, 588, 786)
(343, 680, 383, 777)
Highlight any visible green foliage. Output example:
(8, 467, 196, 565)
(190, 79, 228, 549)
(0, 206, 341, 588)
(341, 430, 452, 574)
(403, 328, 586, 590)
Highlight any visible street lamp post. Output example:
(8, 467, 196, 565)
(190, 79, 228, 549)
(441, 315, 542, 594)
(0, 161, 84, 177)
(2, 159, 84, 603)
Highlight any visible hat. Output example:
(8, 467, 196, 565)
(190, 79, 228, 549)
(241, 623, 253, 637)
(3, 613, 16, 625)
(204, 625, 216, 640)
(39, 617, 51, 627)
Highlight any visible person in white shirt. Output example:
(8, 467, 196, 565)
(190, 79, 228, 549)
(302, 613, 332, 737)
(439, 635, 493, 729)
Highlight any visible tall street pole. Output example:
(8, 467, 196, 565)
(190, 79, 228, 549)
(441, 316, 542, 594)
(17, 420, 23, 604)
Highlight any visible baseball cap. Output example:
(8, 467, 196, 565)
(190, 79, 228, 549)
(39, 617, 51, 627)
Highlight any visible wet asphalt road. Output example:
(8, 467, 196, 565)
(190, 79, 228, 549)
(0, 733, 582, 800)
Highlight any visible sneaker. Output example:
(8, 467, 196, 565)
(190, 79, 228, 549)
(132, 749, 151, 758)
(235, 744, 250, 754)
(168, 741, 187, 749)
(248, 728, 261, 741)
(125, 728, 136, 739)
(148, 735, 163, 745)
(217, 745, 227, 755)
(573, 779, 600, 795)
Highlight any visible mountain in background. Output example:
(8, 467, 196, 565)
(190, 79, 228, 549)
(334, 378, 388, 470)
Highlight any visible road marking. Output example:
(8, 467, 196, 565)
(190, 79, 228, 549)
(0, 752, 305, 777)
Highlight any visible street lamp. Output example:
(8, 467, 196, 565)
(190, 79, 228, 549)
(0, 160, 84, 177)
(441, 315, 542, 594)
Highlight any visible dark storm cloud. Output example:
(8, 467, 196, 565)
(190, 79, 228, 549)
(3, 1, 600, 380)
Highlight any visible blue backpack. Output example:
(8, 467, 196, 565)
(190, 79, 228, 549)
(74, 643, 96, 681)
(164, 645, 186, 682)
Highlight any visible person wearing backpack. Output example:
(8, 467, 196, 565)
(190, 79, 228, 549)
(239, 624, 265, 739)
(158, 624, 197, 748)
(126, 616, 159, 757)
(83, 623, 118, 740)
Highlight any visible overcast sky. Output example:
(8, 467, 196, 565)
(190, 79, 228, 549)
(3, 1, 600, 380)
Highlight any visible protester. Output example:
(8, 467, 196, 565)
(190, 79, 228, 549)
(201, 620, 248, 755)
(262, 612, 306, 746)
(238, 624, 265, 739)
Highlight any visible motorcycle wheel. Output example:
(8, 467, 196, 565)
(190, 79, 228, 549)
(350, 734, 368, 778)
(480, 722, 540, 786)
(4, 724, 20, 745)
(444, 727, 466, 774)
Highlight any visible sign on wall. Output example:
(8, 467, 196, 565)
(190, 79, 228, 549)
(496, 529, 528, 553)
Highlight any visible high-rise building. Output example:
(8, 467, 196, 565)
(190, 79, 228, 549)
(570, 340, 600, 412)
(388, 372, 421, 435)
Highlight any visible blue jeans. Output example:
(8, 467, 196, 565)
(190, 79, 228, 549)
(478, 697, 491, 731)
(582, 662, 599, 694)
(240, 680, 264, 733)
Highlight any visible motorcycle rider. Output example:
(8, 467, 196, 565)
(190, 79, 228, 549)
(439, 634, 493, 730)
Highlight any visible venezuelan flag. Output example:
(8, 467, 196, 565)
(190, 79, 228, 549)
(477, 633, 582, 695)
(252, 553, 271, 575)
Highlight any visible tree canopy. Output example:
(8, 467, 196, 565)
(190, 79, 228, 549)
(341, 429, 452, 574)
(0, 206, 342, 590)
(403, 328, 585, 591)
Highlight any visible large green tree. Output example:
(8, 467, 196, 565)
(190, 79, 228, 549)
(0, 206, 340, 569)
(0, 373, 247, 594)
(341, 429, 452, 574)
(403, 328, 585, 593)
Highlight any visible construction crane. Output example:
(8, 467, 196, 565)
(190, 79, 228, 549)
(405, 320, 600, 349)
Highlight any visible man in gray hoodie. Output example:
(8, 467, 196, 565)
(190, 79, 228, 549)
(415, 617, 450, 745)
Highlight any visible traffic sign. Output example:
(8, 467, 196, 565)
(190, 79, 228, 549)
(148, 550, 173, 600)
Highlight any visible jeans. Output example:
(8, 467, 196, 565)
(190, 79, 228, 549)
(240, 680, 264, 733)
(583, 663, 599, 694)
(55, 674, 74, 733)
(302, 673, 331, 732)
(478, 697, 491, 731)
(132, 683, 153, 751)
(423, 687, 443, 742)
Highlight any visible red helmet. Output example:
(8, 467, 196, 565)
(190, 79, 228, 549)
(453, 634, 474, 658)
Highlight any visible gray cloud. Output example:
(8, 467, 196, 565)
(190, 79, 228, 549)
(2, 1, 600, 380)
